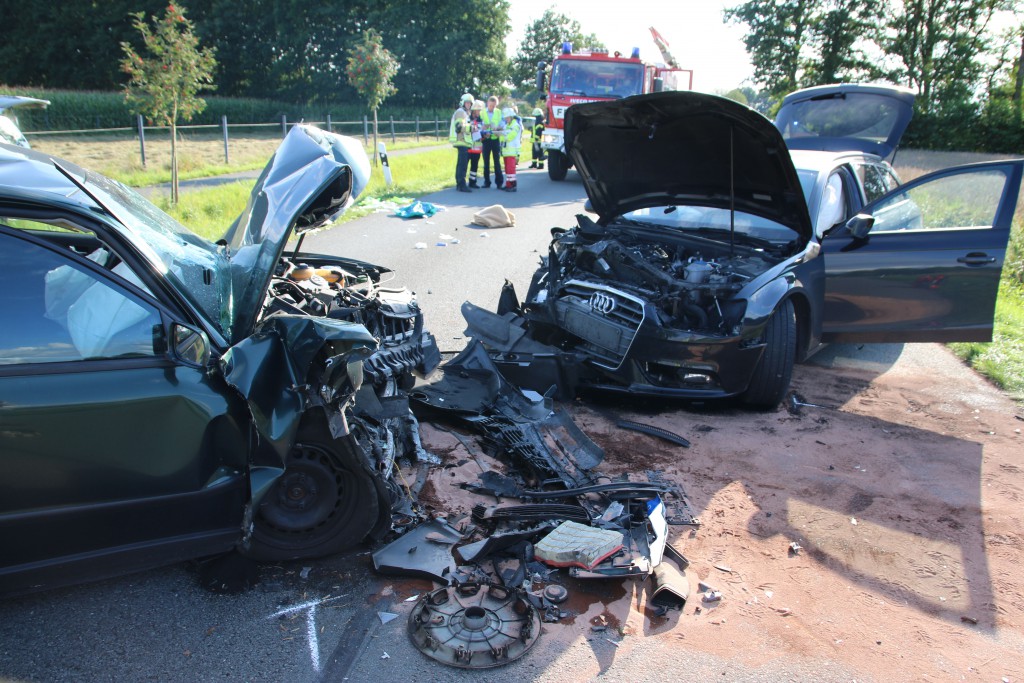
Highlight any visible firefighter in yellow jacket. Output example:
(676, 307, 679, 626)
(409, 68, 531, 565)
(529, 108, 546, 169)
(449, 93, 474, 192)
(500, 107, 522, 192)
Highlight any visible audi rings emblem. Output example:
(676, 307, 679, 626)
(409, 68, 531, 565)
(588, 292, 617, 315)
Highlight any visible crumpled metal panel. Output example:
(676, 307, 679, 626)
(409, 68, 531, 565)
(224, 126, 372, 342)
(220, 314, 376, 463)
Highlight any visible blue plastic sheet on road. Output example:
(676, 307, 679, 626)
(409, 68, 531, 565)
(395, 200, 440, 219)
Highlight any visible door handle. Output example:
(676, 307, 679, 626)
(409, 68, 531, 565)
(957, 253, 996, 266)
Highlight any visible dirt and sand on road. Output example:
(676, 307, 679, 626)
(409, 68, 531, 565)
(413, 342, 1024, 681)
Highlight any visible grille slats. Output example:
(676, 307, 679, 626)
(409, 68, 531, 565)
(555, 280, 645, 369)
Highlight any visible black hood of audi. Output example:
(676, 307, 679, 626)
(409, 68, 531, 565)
(564, 91, 813, 242)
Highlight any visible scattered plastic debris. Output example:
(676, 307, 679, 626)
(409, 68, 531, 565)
(702, 590, 723, 603)
(480, 232, 490, 238)
(414, 242, 427, 249)
(378, 611, 398, 625)
(961, 615, 979, 625)
(543, 585, 569, 604)
(381, 651, 390, 659)
(299, 566, 311, 580)
(789, 541, 802, 555)
(713, 564, 733, 573)
(616, 420, 690, 448)
(851, 518, 858, 525)
(439, 233, 454, 240)
(435, 242, 448, 247)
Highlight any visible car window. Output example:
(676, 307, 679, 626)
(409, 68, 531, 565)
(0, 233, 161, 365)
(869, 168, 1008, 233)
(623, 206, 796, 244)
(857, 161, 900, 203)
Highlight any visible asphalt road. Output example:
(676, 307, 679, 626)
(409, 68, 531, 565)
(303, 164, 589, 351)
(0, 165, 1006, 682)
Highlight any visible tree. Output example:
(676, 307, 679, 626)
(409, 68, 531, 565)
(121, 4, 216, 204)
(346, 29, 399, 163)
(883, 0, 1005, 114)
(724, 0, 882, 99)
(511, 9, 605, 91)
(724, 0, 813, 99)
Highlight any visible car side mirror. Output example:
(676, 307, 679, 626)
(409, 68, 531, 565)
(171, 323, 210, 367)
(846, 213, 874, 240)
(583, 199, 596, 214)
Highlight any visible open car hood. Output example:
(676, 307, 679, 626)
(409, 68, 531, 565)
(774, 84, 915, 160)
(223, 125, 370, 342)
(565, 91, 812, 241)
(0, 96, 50, 113)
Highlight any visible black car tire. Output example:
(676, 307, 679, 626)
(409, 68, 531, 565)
(246, 429, 381, 561)
(741, 299, 796, 409)
(547, 150, 568, 181)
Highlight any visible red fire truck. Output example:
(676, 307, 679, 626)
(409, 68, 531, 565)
(536, 42, 692, 181)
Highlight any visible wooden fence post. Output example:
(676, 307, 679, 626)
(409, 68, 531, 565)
(281, 115, 288, 137)
(326, 114, 332, 132)
(435, 118, 440, 140)
(363, 115, 369, 144)
(415, 116, 420, 141)
(390, 116, 396, 144)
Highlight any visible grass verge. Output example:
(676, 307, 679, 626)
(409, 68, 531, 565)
(155, 147, 457, 240)
(33, 132, 447, 188)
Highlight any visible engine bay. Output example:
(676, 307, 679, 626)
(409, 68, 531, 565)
(530, 216, 781, 333)
(265, 255, 439, 386)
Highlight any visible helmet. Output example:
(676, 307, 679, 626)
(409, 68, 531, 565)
(532, 108, 544, 117)
(460, 93, 474, 104)
(472, 99, 485, 111)
(501, 107, 515, 118)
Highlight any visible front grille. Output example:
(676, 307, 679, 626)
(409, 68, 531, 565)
(554, 280, 646, 369)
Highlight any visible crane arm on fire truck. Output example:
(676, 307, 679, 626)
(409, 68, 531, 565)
(649, 27, 680, 69)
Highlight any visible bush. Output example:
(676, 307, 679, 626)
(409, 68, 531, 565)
(0, 85, 450, 132)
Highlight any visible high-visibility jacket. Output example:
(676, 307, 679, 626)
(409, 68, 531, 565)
(480, 108, 504, 140)
(468, 115, 483, 153)
(449, 108, 472, 147)
(501, 118, 522, 156)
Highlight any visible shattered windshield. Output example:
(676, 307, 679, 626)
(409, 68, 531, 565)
(75, 172, 233, 338)
(624, 206, 797, 245)
(551, 60, 644, 98)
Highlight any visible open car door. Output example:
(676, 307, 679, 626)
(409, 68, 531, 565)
(821, 160, 1023, 343)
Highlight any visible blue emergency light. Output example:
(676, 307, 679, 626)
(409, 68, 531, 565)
(631, 47, 640, 59)
(562, 42, 572, 54)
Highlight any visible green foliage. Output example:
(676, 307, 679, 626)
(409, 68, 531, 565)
(511, 9, 606, 91)
(0, 86, 451, 132)
(346, 29, 400, 113)
(1, 0, 510, 109)
(884, 0, 1004, 114)
(724, 0, 884, 98)
(120, 4, 216, 127)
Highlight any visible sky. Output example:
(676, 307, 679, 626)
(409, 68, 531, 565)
(505, 0, 756, 94)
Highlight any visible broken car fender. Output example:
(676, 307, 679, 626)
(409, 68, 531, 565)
(220, 314, 377, 470)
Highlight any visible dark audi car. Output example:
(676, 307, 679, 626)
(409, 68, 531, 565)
(466, 88, 1022, 407)
(0, 127, 439, 594)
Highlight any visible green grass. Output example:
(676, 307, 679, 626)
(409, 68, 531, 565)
(157, 147, 457, 240)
